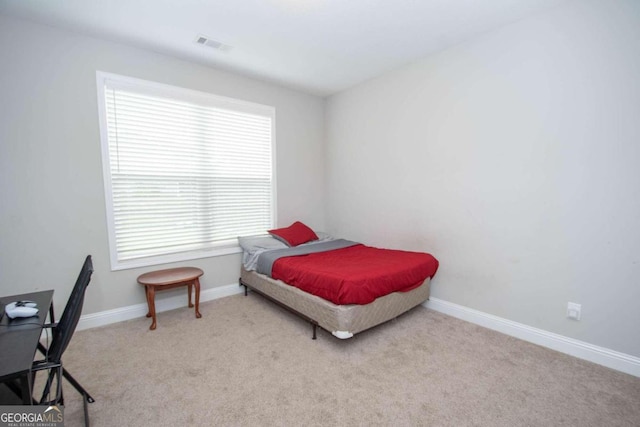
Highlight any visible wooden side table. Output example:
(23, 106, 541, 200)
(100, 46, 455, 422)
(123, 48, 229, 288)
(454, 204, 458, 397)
(137, 267, 204, 330)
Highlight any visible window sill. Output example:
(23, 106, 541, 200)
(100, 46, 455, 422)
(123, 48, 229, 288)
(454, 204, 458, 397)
(110, 245, 242, 271)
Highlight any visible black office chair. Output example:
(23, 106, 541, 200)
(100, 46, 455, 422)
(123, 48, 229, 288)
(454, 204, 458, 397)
(32, 255, 95, 426)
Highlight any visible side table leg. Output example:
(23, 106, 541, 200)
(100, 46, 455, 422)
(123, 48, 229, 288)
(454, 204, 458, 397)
(144, 286, 152, 318)
(188, 283, 194, 308)
(147, 286, 157, 330)
(194, 278, 202, 319)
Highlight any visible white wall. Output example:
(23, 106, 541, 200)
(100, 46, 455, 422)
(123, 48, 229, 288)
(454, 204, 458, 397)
(0, 15, 325, 315)
(325, 0, 640, 357)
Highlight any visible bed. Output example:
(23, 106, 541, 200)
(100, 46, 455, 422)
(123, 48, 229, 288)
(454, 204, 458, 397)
(238, 222, 439, 339)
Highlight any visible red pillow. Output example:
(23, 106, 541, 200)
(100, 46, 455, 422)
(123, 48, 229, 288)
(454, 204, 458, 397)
(268, 221, 319, 247)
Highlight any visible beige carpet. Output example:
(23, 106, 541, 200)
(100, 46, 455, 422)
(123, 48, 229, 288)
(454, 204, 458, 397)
(49, 294, 640, 426)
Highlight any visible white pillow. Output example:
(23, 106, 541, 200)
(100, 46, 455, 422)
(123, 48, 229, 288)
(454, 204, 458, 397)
(238, 234, 288, 254)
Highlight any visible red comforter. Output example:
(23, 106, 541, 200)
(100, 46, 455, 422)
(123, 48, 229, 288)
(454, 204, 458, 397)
(271, 244, 439, 305)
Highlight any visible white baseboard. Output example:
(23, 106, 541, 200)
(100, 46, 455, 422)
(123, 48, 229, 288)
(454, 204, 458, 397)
(77, 282, 244, 331)
(424, 297, 640, 378)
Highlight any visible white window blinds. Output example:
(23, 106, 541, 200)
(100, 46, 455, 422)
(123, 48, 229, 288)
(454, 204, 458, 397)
(97, 72, 275, 269)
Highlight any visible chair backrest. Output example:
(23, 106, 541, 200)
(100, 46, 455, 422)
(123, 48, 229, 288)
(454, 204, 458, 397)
(48, 255, 93, 362)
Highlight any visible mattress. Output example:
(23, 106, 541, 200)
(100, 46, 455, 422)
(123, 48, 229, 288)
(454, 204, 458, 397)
(268, 242, 438, 305)
(240, 266, 431, 339)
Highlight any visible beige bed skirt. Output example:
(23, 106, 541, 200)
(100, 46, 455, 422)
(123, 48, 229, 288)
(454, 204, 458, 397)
(240, 266, 431, 339)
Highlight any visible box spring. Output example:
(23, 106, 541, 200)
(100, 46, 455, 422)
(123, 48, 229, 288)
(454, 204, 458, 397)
(240, 266, 430, 339)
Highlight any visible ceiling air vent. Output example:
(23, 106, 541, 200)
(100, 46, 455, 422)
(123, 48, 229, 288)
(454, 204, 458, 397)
(195, 34, 232, 52)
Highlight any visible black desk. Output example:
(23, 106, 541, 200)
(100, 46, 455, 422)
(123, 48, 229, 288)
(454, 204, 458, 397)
(0, 290, 54, 404)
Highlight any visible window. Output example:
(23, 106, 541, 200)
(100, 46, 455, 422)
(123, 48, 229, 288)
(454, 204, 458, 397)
(97, 72, 275, 270)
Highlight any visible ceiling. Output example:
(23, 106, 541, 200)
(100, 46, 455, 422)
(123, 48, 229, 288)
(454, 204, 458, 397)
(0, 0, 567, 96)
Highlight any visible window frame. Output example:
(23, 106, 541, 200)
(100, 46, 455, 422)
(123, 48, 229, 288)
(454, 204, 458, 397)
(96, 71, 277, 271)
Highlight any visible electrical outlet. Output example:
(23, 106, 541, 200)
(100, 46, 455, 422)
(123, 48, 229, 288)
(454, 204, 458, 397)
(567, 302, 581, 320)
